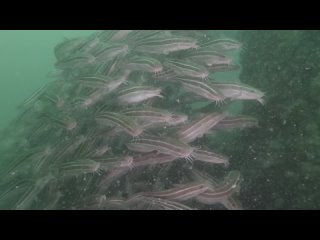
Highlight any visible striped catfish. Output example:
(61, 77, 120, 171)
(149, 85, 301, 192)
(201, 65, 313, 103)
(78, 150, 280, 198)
(192, 148, 229, 166)
(54, 37, 85, 60)
(77, 33, 101, 53)
(93, 51, 124, 76)
(211, 82, 265, 104)
(78, 75, 115, 89)
(43, 94, 65, 109)
(90, 144, 109, 158)
(199, 38, 242, 51)
(133, 36, 198, 54)
(19, 83, 49, 109)
(43, 191, 64, 210)
(166, 114, 188, 126)
(78, 75, 127, 102)
(171, 30, 209, 39)
(76, 76, 125, 107)
(126, 30, 167, 43)
(57, 159, 103, 177)
(75, 89, 105, 109)
(173, 76, 224, 103)
(152, 198, 194, 210)
(41, 114, 78, 132)
(126, 135, 194, 159)
(102, 194, 149, 210)
(117, 86, 163, 105)
(207, 63, 240, 72)
(55, 52, 96, 70)
(143, 182, 208, 201)
(73, 194, 107, 210)
(95, 111, 143, 137)
(211, 115, 258, 130)
(96, 30, 118, 42)
(141, 197, 194, 210)
(15, 174, 56, 210)
(53, 135, 89, 163)
(0, 177, 33, 205)
(98, 165, 131, 192)
(31, 145, 56, 173)
(124, 55, 163, 74)
(121, 107, 172, 126)
(181, 49, 233, 66)
(109, 30, 133, 41)
(132, 152, 178, 168)
(164, 59, 209, 79)
(91, 42, 129, 62)
(177, 112, 228, 143)
(195, 170, 241, 205)
(191, 169, 242, 210)
(93, 156, 134, 170)
(57, 157, 131, 178)
(220, 195, 243, 210)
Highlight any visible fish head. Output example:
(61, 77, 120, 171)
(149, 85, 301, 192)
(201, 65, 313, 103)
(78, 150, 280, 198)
(242, 87, 265, 103)
(222, 41, 242, 51)
(121, 44, 130, 55)
(153, 65, 164, 74)
(168, 114, 188, 126)
(88, 54, 97, 64)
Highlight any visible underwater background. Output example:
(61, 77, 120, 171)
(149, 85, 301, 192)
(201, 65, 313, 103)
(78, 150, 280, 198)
(0, 30, 318, 210)
(0, 30, 96, 129)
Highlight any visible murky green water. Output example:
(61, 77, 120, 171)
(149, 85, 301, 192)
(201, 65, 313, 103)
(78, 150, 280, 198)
(0, 31, 96, 129)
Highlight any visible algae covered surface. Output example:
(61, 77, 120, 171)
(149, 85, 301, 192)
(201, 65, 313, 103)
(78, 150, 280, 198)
(234, 30, 320, 209)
